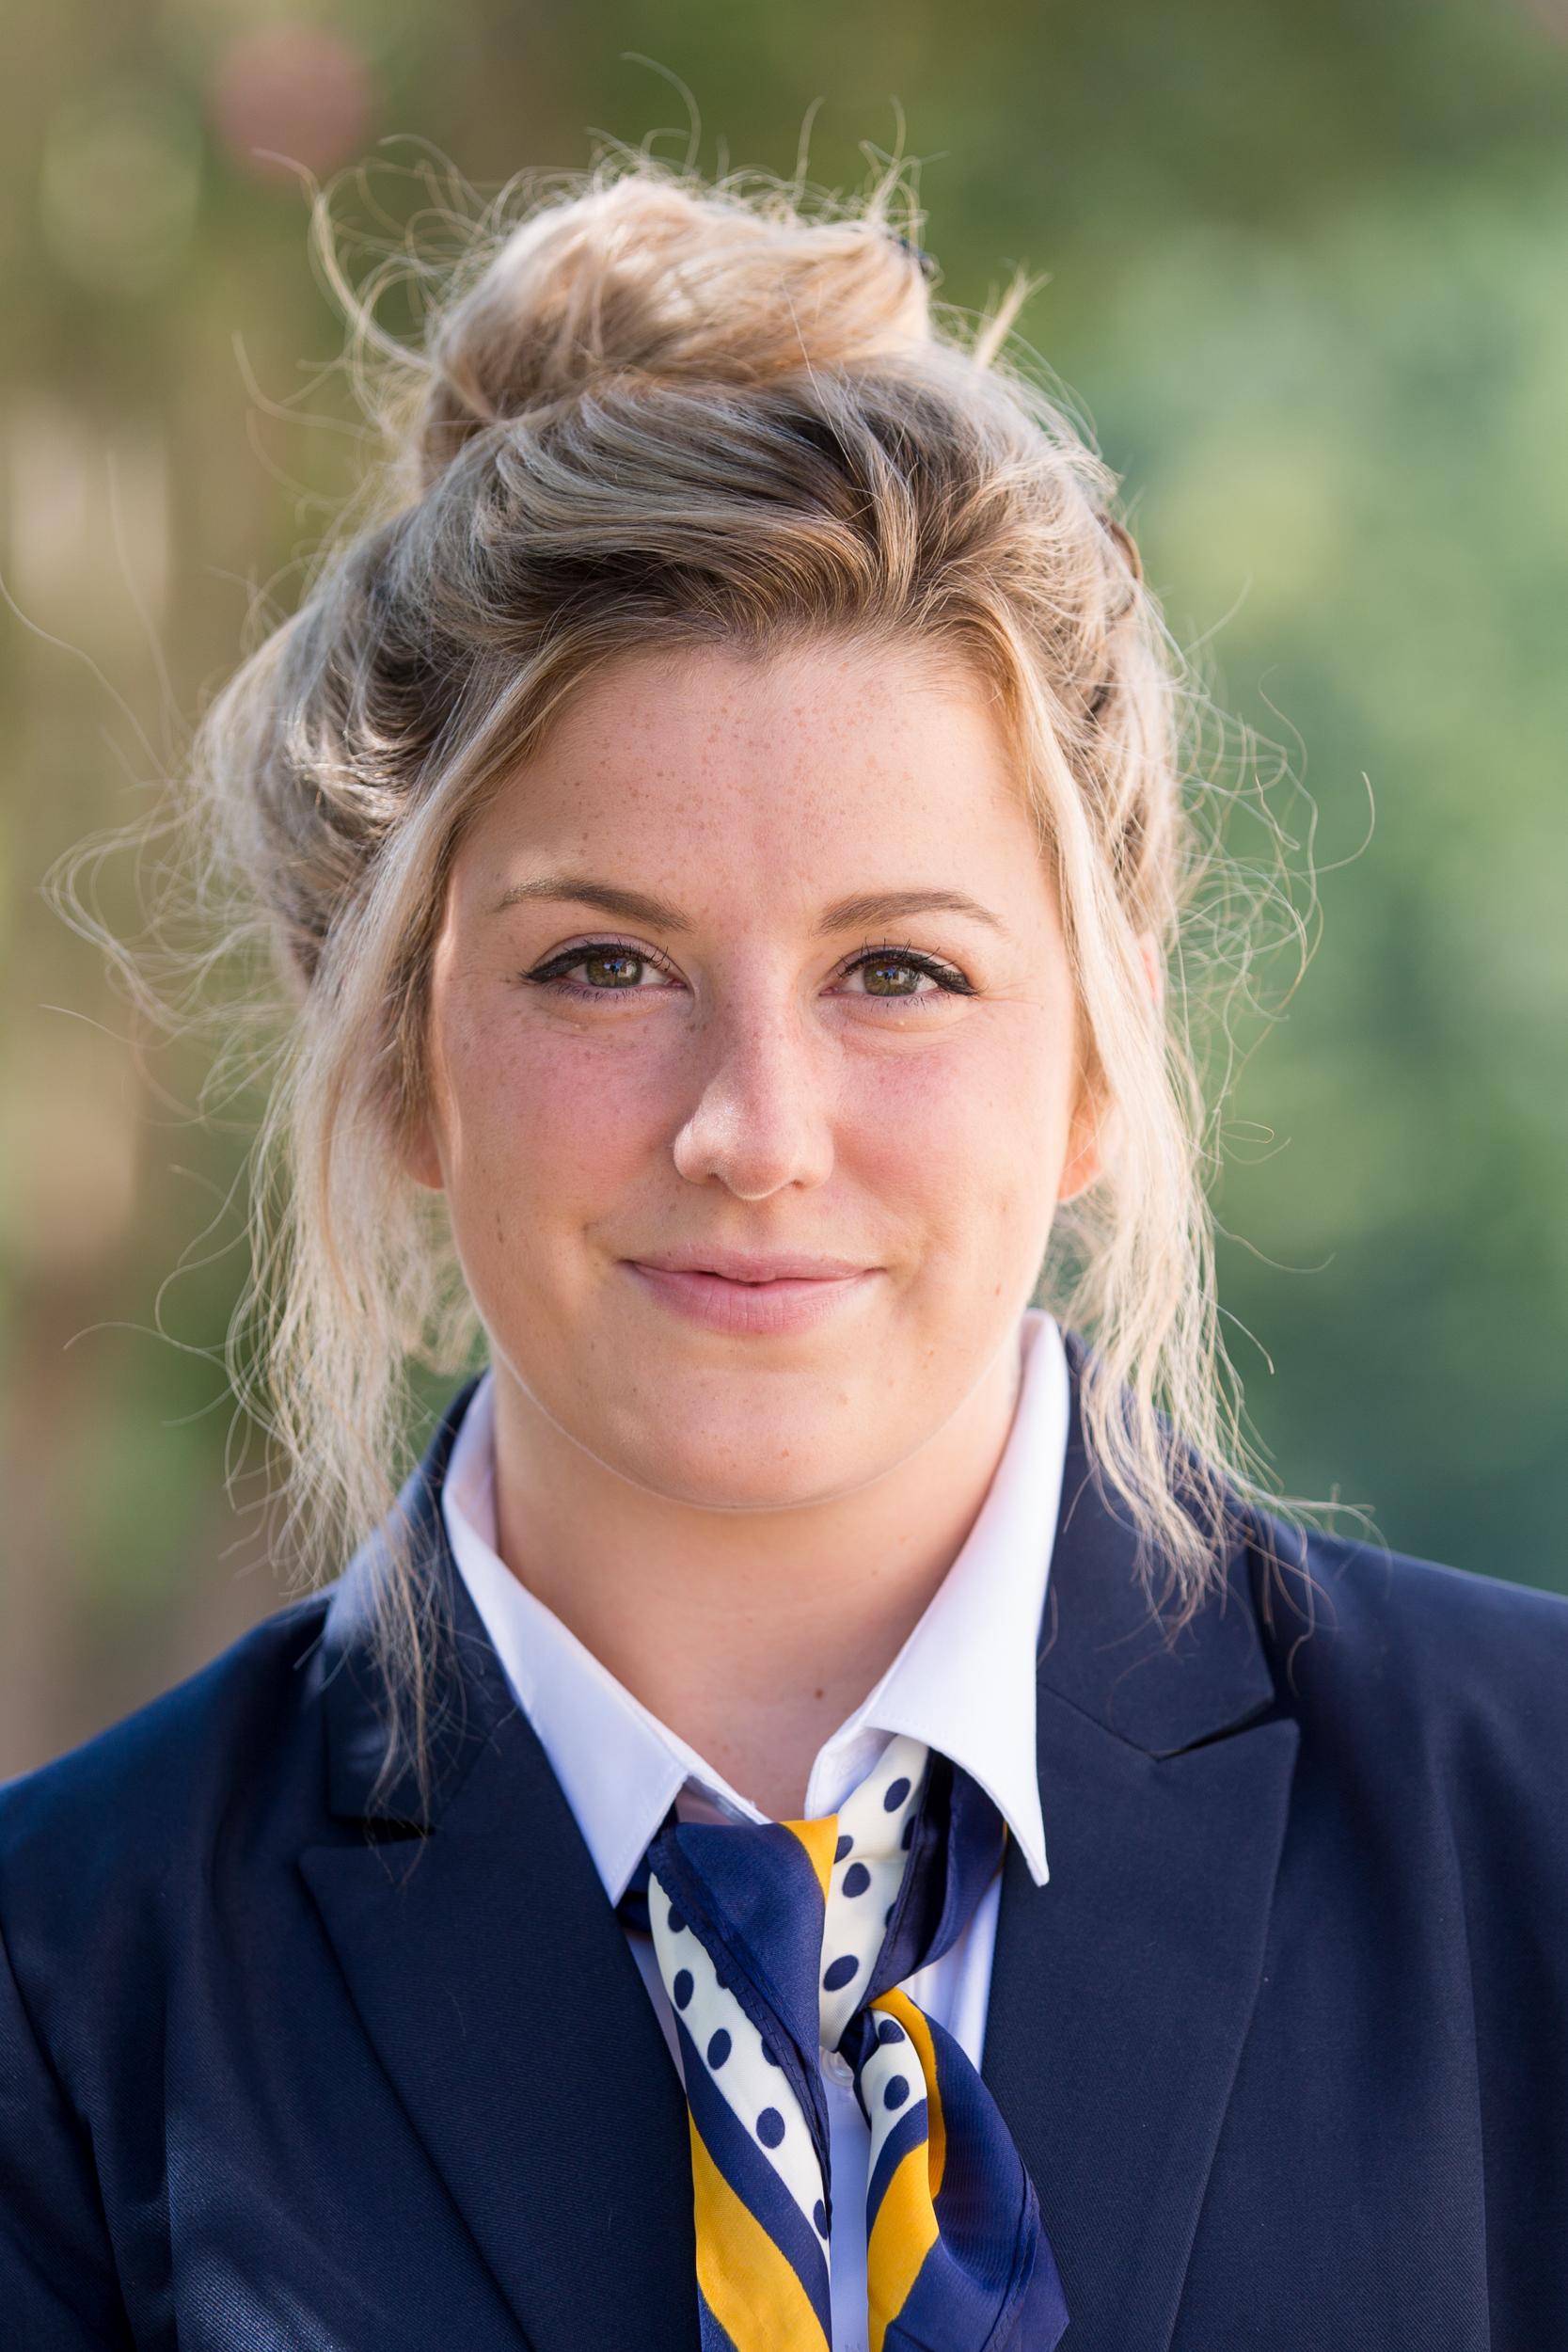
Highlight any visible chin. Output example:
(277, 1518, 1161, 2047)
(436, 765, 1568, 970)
(605, 1402, 878, 1514)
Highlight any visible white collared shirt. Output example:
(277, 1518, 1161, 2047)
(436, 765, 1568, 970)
(441, 1305, 1069, 2352)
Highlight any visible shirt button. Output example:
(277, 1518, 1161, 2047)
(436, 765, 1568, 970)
(822, 2048, 853, 2088)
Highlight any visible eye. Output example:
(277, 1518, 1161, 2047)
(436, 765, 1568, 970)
(521, 940, 682, 1001)
(837, 941, 975, 1007)
(519, 936, 975, 1009)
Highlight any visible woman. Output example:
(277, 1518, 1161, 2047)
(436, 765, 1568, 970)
(2, 156, 1564, 2352)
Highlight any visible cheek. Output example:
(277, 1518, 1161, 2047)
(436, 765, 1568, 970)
(440, 1019, 663, 1223)
(849, 1024, 1069, 1206)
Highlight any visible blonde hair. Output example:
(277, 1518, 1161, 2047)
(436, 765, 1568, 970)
(53, 145, 1322, 1808)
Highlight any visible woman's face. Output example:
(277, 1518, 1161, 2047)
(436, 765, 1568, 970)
(408, 636, 1102, 1509)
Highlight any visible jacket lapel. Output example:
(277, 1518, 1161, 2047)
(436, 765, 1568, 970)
(982, 1332, 1301, 2352)
(298, 1383, 698, 2352)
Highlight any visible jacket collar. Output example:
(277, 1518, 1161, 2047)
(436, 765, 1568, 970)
(1034, 1326, 1285, 1756)
(312, 1369, 496, 1830)
(301, 1370, 699, 2352)
(980, 1326, 1303, 2352)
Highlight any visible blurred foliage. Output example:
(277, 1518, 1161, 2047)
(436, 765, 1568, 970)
(2, 0, 1565, 1772)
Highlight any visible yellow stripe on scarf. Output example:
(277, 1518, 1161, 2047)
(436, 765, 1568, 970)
(689, 2113, 832, 2352)
(783, 1815, 841, 1905)
(863, 1985, 953, 2352)
(873, 1986, 947, 2193)
(865, 2140, 941, 2352)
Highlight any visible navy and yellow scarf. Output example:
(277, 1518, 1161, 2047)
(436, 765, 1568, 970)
(621, 1731, 1068, 2351)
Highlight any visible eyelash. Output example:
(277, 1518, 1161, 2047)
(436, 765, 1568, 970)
(521, 936, 976, 1009)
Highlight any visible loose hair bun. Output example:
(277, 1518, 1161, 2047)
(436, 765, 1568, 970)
(408, 176, 941, 490)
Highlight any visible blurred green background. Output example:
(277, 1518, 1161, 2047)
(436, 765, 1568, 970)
(3, 0, 1565, 1776)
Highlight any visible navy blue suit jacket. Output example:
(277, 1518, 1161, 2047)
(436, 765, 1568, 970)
(3, 1333, 1566, 2350)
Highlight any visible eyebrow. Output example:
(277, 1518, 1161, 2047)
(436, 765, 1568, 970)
(487, 875, 1012, 939)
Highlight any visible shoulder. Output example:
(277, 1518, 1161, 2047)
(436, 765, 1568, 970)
(0, 1585, 335, 1943)
(1249, 1505, 1568, 1803)
(1259, 1508, 1568, 1689)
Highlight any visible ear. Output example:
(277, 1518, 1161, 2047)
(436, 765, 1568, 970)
(1056, 1083, 1105, 1205)
(400, 1112, 446, 1193)
(1055, 929, 1164, 1204)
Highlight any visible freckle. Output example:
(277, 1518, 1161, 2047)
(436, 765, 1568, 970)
(814, 1689, 825, 1701)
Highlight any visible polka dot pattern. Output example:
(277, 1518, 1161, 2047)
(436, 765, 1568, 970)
(817, 1733, 929, 2049)
(648, 1862, 826, 2235)
(861, 2004, 928, 2184)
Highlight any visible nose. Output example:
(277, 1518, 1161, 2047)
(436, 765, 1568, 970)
(670, 991, 836, 1200)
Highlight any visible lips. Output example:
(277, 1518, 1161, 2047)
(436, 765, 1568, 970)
(626, 1249, 874, 1284)
(621, 1257, 880, 1336)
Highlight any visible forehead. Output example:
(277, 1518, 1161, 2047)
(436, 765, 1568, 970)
(463, 636, 1039, 884)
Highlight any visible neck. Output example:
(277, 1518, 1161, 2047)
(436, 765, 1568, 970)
(484, 1334, 1026, 1820)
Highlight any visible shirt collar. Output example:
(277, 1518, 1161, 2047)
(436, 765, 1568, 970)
(440, 1307, 1068, 1903)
